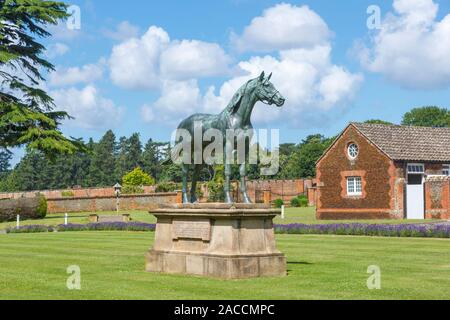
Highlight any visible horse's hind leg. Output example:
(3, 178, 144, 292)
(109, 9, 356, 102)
(190, 165, 201, 203)
(240, 163, 252, 204)
(181, 164, 189, 204)
(224, 163, 234, 204)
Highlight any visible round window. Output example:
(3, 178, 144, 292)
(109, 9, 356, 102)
(348, 143, 359, 159)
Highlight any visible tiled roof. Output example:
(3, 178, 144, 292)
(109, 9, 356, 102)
(352, 123, 450, 162)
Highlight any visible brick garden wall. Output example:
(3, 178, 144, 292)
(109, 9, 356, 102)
(199, 179, 314, 204)
(1, 179, 316, 214)
(425, 177, 449, 220)
(46, 193, 177, 214)
(0, 186, 156, 200)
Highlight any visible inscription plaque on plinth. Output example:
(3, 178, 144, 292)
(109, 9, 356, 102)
(173, 219, 211, 241)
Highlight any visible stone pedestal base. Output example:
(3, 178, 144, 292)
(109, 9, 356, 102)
(145, 204, 286, 279)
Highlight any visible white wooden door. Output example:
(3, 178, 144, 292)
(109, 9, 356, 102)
(406, 174, 424, 220)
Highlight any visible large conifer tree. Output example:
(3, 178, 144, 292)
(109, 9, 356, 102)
(0, 0, 81, 157)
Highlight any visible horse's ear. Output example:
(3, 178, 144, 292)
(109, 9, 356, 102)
(258, 71, 265, 82)
(267, 73, 272, 81)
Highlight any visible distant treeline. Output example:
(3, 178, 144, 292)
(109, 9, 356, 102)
(0, 106, 447, 192)
(0, 131, 332, 192)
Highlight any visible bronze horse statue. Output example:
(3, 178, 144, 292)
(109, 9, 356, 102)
(176, 71, 285, 204)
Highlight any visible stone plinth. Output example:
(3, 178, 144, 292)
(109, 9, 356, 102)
(145, 204, 286, 279)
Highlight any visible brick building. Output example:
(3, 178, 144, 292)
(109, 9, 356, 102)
(316, 123, 450, 220)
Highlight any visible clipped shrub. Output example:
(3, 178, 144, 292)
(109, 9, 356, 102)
(291, 195, 308, 208)
(5, 223, 449, 239)
(122, 167, 155, 187)
(0, 194, 47, 222)
(36, 195, 47, 219)
(6, 225, 53, 234)
(298, 195, 309, 208)
(121, 185, 144, 195)
(273, 199, 284, 208)
(290, 197, 301, 208)
(61, 191, 75, 197)
(207, 165, 225, 202)
(156, 181, 179, 193)
(57, 222, 156, 232)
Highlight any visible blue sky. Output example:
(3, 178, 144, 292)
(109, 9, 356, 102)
(12, 0, 450, 163)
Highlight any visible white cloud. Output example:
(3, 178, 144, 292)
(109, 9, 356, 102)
(137, 4, 361, 128)
(140, 104, 155, 122)
(231, 3, 331, 52)
(104, 21, 140, 41)
(49, 62, 104, 87)
(198, 49, 362, 126)
(48, 21, 81, 41)
(45, 43, 70, 59)
(160, 40, 230, 80)
(356, 0, 450, 89)
(109, 26, 231, 89)
(51, 85, 123, 130)
(109, 26, 170, 90)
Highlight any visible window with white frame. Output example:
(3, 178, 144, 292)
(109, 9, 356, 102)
(347, 177, 362, 196)
(443, 165, 450, 176)
(407, 164, 425, 174)
(347, 143, 359, 160)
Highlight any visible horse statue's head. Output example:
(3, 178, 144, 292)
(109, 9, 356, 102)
(225, 71, 285, 117)
(254, 71, 285, 107)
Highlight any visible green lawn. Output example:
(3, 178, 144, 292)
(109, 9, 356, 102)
(0, 207, 435, 230)
(0, 231, 448, 300)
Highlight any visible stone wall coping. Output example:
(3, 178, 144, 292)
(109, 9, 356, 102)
(425, 176, 449, 182)
(158, 203, 271, 210)
(150, 209, 281, 217)
(48, 192, 177, 202)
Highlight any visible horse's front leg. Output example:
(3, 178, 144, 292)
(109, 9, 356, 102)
(224, 163, 234, 204)
(239, 163, 252, 204)
(190, 165, 200, 203)
(181, 164, 189, 204)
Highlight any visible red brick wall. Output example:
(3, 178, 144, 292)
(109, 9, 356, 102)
(0, 186, 156, 200)
(425, 177, 449, 220)
(46, 193, 177, 214)
(307, 187, 317, 207)
(316, 125, 398, 220)
(200, 179, 311, 204)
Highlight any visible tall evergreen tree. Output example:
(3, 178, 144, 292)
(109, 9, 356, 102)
(88, 130, 117, 186)
(115, 133, 143, 180)
(142, 138, 159, 178)
(115, 136, 128, 181)
(0, 0, 82, 157)
(0, 149, 12, 173)
(127, 133, 143, 169)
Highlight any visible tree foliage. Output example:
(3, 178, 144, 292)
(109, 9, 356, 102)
(0, 148, 12, 172)
(0, 0, 82, 157)
(2, 105, 449, 192)
(365, 119, 394, 125)
(277, 135, 334, 179)
(122, 167, 155, 187)
(402, 106, 450, 127)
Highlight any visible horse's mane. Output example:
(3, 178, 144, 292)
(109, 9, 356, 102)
(223, 79, 253, 115)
